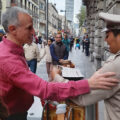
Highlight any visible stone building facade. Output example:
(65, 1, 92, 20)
(48, 3, 59, 36)
(39, 0, 46, 37)
(82, 0, 120, 70)
(0, 0, 46, 36)
(59, 15, 69, 33)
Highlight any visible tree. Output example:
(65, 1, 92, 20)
(76, 5, 86, 27)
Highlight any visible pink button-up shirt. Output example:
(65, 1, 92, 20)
(0, 37, 90, 115)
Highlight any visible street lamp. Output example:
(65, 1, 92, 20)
(60, 10, 66, 32)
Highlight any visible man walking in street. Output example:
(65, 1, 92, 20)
(84, 34, 90, 56)
(82, 36, 85, 52)
(23, 41, 40, 73)
(62, 32, 70, 59)
(0, 7, 119, 120)
(70, 36, 74, 51)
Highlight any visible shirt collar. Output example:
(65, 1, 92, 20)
(2, 36, 24, 57)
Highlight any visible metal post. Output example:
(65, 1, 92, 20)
(46, 0, 48, 41)
(60, 10, 67, 33)
(65, 10, 66, 32)
(38, 0, 40, 36)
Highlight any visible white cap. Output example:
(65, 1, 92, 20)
(99, 12, 120, 32)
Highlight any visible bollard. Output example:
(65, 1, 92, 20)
(56, 104, 67, 120)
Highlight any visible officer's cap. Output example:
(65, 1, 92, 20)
(99, 12, 120, 32)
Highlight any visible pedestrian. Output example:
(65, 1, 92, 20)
(41, 39, 53, 81)
(50, 33, 68, 65)
(82, 36, 85, 52)
(23, 41, 40, 73)
(53, 12, 120, 120)
(75, 37, 80, 50)
(42, 37, 47, 48)
(0, 30, 5, 42)
(84, 35, 90, 56)
(69, 36, 74, 51)
(62, 32, 70, 59)
(0, 7, 118, 120)
(38, 35, 42, 48)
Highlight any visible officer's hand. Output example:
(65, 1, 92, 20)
(88, 71, 119, 89)
(51, 67, 62, 80)
(59, 59, 64, 64)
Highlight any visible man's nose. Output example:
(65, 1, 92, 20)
(32, 28, 35, 34)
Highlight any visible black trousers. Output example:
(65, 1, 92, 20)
(7, 112, 27, 120)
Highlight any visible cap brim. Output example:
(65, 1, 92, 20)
(99, 12, 120, 24)
(101, 28, 109, 32)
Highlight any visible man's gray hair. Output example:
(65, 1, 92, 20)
(1, 6, 29, 33)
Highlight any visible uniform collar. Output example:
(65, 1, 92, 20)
(115, 50, 120, 58)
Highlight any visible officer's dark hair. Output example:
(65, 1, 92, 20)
(111, 29, 120, 37)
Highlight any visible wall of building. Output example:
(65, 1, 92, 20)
(82, 0, 120, 70)
(0, 0, 8, 29)
(0, 0, 46, 36)
(39, 0, 46, 37)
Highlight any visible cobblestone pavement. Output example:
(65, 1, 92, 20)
(27, 45, 104, 120)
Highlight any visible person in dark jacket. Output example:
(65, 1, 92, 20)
(85, 35, 90, 56)
(0, 30, 5, 42)
(50, 33, 68, 65)
(62, 32, 70, 59)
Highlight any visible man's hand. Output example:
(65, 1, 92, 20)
(88, 71, 119, 89)
(51, 67, 62, 80)
(59, 59, 64, 64)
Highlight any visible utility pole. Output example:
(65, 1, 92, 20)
(38, 0, 40, 36)
(46, 0, 48, 41)
(60, 10, 66, 32)
(65, 10, 66, 32)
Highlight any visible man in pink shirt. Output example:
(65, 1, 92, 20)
(0, 7, 118, 120)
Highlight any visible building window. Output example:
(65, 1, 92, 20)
(11, 0, 16, 3)
(40, 3, 45, 11)
(25, 0, 27, 9)
(20, 0, 22, 7)
(28, 2, 30, 9)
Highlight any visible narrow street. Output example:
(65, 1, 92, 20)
(27, 45, 104, 120)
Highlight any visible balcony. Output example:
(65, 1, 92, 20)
(39, 19, 46, 25)
(39, 9, 45, 14)
(32, 0, 38, 5)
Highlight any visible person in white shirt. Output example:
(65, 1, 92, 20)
(41, 39, 53, 81)
(23, 42, 40, 73)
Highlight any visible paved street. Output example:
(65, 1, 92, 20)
(27, 45, 104, 120)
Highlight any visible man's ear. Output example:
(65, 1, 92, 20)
(116, 34, 120, 42)
(8, 25, 17, 35)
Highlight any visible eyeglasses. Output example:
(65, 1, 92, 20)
(56, 37, 61, 38)
(105, 31, 110, 39)
(48, 41, 51, 42)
